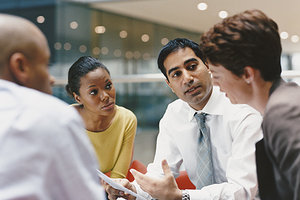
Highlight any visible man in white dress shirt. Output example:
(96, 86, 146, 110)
(0, 14, 105, 199)
(106, 38, 263, 200)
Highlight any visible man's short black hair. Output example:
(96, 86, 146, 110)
(157, 38, 206, 81)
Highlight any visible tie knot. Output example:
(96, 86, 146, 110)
(195, 112, 207, 123)
(195, 112, 208, 132)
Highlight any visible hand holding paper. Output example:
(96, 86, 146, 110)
(97, 169, 146, 200)
(130, 159, 182, 200)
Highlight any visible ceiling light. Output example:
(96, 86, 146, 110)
(133, 51, 141, 59)
(161, 38, 169, 45)
(125, 51, 133, 59)
(280, 31, 289, 39)
(218, 11, 228, 19)
(93, 47, 100, 55)
(54, 42, 62, 50)
(114, 49, 122, 57)
(36, 16, 45, 24)
(120, 30, 128, 38)
(197, 3, 207, 11)
(64, 42, 71, 51)
(95, 26, 106, 34)
(70, 21, 78, 29)
(291, 35, 299, 43)
(141, 34, 150, 42)
(101, 47, 109, 55)
(79, 45, 87, 53)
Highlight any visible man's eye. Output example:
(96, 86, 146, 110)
(90, 90, 98, 95)
(172, 71, 181, 78)
(187, 64, 197, 70)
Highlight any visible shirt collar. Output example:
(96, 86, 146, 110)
(187, 86, 226, 122)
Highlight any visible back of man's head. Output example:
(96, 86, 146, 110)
(0, 14, 53, 94)
(157, 38, 206, 81)
(200, 9, 282, 82)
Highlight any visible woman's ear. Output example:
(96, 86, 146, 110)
(73, 92, 82, 104)
(243, 66, 255, 84)
(8, 52, 30, 85)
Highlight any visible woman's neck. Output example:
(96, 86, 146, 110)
(75, 105, 116, 132)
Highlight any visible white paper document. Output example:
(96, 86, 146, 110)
(97, 169, 147, 200)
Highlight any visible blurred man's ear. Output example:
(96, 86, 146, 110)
(8, 52, 30, 86)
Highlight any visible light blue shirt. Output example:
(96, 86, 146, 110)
(0, 80, 105, 200)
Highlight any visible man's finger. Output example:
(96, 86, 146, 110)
(161, 159, 172, 176)
(130, 169, 144, 181)
(130, 168, 155, 192)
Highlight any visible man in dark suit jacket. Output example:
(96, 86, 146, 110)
(200, 9, 300, 200)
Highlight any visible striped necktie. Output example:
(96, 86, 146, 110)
(194, 112, 214, 188)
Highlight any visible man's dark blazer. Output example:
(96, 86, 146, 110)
(256, 78, 300, 200)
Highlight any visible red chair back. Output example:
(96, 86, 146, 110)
(126, 160, 147, 182)
(176, 171, 196, 189)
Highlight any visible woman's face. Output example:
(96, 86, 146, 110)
(208, 63, 250, 104)
(75, 67, 116, 116)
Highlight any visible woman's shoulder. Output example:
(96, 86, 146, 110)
(115, 105, 137, 122)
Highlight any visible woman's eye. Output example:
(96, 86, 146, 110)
(105, 82, 112, 89)
(90, 90, 98, 95)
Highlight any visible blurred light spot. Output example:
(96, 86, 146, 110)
(280, 31, 289, 39)
(161, 38, 169, 45)
(197, 3, 207, 11)
(64, 42, 71, 51)
(120, 30, 128, 38)
(141, 34, 150, 42)
(101, 47, 109, 55)
(79, 45, 87, 53)
(70, 21, 78, 29)
(93, 47, 100, 55)
(218, 10, 228, 19)
(95, 26, 106, 34)
(54, 42, 62, 50)
(114, 49, 122, 57)
(125, 51, 133, 59)
(133, 51, 141, 59)
(291, 35, 299, 43)
(37, 16, 45, 24)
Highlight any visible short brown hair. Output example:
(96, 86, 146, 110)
(200, 9, 282, 81)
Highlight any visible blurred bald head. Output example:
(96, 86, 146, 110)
(0, 14, 54, 94)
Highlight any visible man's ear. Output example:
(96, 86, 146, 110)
(8, 52, 30, 85)
(243, 66, 255, 84)
(165, 79, 175, 93)
(73, 92, 82, 104)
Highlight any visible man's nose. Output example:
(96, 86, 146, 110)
(183, 71, 194, 86)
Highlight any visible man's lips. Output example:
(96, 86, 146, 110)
(184, 85, 201, 94)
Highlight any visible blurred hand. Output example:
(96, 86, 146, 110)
(130, 159, 182, 200)
(103, 178, 137, 200)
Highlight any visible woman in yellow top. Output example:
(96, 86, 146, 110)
(65, 56, 137, 178)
